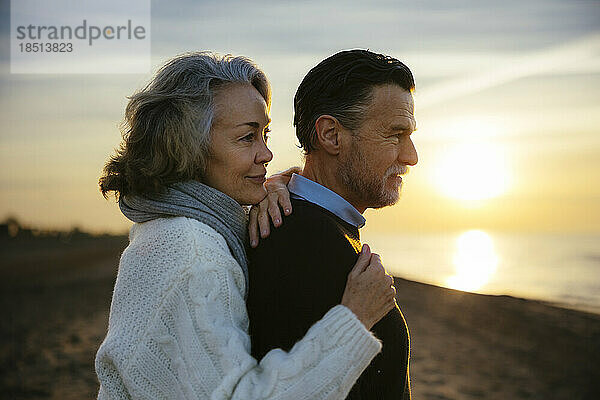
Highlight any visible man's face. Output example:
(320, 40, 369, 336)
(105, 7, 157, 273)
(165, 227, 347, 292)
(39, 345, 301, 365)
(339, 84, 418, 210)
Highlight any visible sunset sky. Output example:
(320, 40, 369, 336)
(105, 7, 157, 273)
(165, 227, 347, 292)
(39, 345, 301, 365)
(1, 0, 599, 234)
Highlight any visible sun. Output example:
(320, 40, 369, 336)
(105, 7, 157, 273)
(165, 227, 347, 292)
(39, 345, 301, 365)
(446, 230, 499, 292)
(432, 141, 510, 201)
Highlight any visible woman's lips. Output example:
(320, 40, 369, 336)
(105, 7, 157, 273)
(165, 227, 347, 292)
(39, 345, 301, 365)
(247, 174, 266, 184)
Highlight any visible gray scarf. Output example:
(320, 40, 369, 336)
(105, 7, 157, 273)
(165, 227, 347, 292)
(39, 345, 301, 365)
(119, 180, 249, 298)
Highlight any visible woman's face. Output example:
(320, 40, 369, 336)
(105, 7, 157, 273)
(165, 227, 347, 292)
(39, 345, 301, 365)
(203, 83, 273, 205)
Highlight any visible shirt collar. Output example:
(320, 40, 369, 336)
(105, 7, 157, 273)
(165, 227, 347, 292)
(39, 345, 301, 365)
(288, 173, 366, 228)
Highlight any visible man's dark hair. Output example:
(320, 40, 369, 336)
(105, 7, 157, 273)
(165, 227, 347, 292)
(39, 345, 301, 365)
(294, 49, 415, 154)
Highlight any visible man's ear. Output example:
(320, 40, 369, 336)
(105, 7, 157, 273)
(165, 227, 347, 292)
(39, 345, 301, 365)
(314, 115, 341, 155)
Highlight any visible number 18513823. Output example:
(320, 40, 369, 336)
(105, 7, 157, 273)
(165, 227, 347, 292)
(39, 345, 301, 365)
(19, 42, 73, 52)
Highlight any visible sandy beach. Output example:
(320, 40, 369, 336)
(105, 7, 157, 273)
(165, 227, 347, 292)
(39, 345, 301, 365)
(1, 233, 599, 399)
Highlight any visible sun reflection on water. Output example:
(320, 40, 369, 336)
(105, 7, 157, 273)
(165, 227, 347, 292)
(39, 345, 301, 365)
(446, 230, 499, 292)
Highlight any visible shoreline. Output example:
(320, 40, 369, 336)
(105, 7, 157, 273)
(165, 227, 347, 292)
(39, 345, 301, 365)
(400, 278, 600, 318)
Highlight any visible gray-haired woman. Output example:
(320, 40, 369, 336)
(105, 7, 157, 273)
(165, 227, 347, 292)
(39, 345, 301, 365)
(95, 52, 397, 399)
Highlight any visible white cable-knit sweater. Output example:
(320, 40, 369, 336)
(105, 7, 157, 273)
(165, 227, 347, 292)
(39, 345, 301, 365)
(95, 216, 382, 399)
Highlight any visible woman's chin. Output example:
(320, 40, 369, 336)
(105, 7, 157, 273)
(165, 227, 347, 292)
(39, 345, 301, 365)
(236, 187, 267, 206)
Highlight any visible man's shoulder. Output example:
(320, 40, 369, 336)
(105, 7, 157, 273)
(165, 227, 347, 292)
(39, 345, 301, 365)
(249, 199, 359, 268)
(290, 197, 338, 218)
(269, 199, 348, 241)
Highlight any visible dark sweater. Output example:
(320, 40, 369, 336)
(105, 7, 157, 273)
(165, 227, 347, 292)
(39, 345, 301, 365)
(247, 199, 411, 399)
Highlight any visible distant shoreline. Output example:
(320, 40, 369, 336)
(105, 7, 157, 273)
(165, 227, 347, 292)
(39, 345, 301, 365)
(2, 217, 598, 317)
(397, 278, 600, 317)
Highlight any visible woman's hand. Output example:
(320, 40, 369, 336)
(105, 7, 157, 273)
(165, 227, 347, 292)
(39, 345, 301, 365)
(341, 244, 397, 330)
(248, 166, 302, 248)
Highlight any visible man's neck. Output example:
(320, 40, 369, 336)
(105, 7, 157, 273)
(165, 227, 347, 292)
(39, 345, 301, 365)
(301, 157, 367, 214)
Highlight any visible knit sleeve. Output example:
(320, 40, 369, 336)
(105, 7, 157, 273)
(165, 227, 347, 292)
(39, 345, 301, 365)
(122, 242, 381, 400)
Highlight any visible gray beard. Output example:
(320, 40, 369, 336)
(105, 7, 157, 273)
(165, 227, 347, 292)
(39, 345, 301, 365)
(339, 143, 401, 210)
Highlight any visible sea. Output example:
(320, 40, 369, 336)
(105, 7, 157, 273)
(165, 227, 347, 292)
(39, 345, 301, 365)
(362, 231, 600, 315)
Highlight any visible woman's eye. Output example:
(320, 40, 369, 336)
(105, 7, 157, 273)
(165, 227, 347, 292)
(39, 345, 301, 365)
(241, 133, 254, 142)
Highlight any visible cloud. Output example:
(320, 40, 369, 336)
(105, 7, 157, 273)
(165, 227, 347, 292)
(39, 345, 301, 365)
(415, 33, 600, 109)
(148, 0, 600, 55)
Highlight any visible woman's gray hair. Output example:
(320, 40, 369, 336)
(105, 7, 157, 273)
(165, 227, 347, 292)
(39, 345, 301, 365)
(99, 51, 271, 199)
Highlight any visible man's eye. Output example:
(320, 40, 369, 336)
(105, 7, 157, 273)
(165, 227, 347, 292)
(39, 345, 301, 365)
(263, 127, 271, 142)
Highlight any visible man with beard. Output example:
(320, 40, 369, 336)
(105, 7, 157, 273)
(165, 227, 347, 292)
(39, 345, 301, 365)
(247, 49, 417, 399)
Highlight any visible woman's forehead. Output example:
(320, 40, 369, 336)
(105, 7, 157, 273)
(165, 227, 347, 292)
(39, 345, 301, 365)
(213, 84, 269, 127)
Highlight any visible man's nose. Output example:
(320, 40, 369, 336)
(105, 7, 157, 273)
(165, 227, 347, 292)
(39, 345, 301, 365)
(399, 138, 418, 166)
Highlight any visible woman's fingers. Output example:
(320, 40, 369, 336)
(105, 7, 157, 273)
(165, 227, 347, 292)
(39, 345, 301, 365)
(267, 192, 283, 227)
(264, 166, 299, 217)
(366, 254, 385, 277)
(388, 283, 397, 301)
(264, 185, 292, 217)
(248, 197, 271, 246)
(248, 205, 260, 248)
(349, 244, 371, 278)
(258, 199, 271, 239)
(385, 273, 394, 286)
(249, 166, 298, 246)
(275, 166, 301, 216)
(276, 188, 292, 216)
(341, 246, 400, 330)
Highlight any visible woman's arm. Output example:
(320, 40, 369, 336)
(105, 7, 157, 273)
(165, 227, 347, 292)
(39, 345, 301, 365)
(132, 243, 381, 400)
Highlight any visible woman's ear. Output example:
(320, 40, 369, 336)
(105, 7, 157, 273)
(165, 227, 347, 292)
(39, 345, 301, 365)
(314, 115, 341, 155)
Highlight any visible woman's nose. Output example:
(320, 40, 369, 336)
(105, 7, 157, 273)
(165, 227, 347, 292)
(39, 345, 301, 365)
(256, 142, 273, 165)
